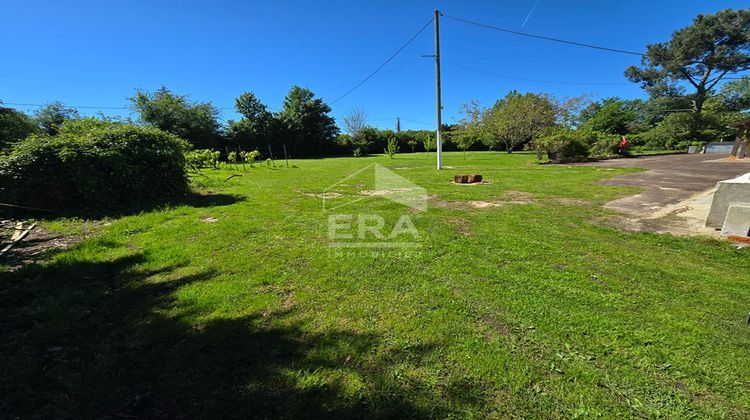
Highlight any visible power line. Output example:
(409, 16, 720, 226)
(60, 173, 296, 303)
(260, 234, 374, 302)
(2, 102, 129, 110)
(1, 101, 240, 111)
(365, 116, 433, 126)
(443, 14, 645, 57)
(444, 60, 631, 86)
(330, 17, 434, 105)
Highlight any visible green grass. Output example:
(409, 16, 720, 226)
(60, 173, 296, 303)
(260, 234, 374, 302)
(2, 151, 749, 418)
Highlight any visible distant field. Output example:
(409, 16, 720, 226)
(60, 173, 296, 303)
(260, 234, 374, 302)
(2, 151, 749, 418)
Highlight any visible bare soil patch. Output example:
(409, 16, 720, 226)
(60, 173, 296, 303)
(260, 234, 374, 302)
(358, 188, 414, 196)
(0, 222, 82, 269)
(303, 192, 343, 199)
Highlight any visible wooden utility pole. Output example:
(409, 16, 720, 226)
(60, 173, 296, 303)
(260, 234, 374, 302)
(434, 9, 443, 170)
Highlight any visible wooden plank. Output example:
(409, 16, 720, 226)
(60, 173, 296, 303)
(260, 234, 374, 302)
(0, 223, 36, 257)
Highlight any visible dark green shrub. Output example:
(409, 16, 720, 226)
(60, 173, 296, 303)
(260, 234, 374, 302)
(0, 106, 38, 149)
(557, 137, 590, 162)
(529, 131, 590, 162)
(0, 121, 190, 211)
(588, 134, 623, 157)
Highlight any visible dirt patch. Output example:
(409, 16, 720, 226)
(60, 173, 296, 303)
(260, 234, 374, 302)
(358, 188, 414, 196)
(501, 191, 535, 204)
(468, 201, 503, 209)
(303, 192, 342, 199)
(429, 191, 536, 210)
(551, 198, 590, 206)
(201, 217, 219, 223)
(446, 218, 473, 236)
(480, 313, 511, 337)
(1, 223, 81, 269)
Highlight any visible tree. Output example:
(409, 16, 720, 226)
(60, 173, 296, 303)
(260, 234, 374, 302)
(342, 107, 368, 136)
(709, 76, 750, 112)
(554, 95, 592, 128)
(385, 137, 398, 158)
(0, 105, 38, 148)
(580, 99, 639, 135)
(34, 101, 80, 135)
(452, 100, 486, 156)
(422, 134, 436, 152)
(226, 92, 273, 151)
(450, 132, 477, 157)
(625, 9, 750, 113)
(129, 87, 222, 149)
(342, 107, 372, 152)
(277, 86, 339, 156)
(480, 91, 557, 153)
(407, 139, 418, 153)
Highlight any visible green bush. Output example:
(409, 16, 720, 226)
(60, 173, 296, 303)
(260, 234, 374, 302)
(385, 137, 398, 158)
(529, 131, 590, 162)
(588, 134, 623, 157)
(185, 149, 220, 169)
(0, 121, 190, 211)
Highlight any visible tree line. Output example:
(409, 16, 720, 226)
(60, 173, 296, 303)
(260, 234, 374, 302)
(446, 8, 750, 159)
(1, 85, 344, 158)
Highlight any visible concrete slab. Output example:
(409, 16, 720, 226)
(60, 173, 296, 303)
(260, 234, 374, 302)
(706, 173, 750, 228)
(721, 204, 750, 237)
(704, 142, 735, 154)
(575, 154, 750, 235)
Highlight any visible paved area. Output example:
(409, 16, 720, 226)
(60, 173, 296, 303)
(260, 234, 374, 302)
(579, 154, 750, 214)
(577, 154, 750, 235)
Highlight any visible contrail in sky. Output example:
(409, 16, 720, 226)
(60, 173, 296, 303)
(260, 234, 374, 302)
(522, 0, 541, 27)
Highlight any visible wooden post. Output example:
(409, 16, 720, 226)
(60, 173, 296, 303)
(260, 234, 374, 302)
(267, 145, 276, 167)
(237, 145, 246, 171)
(224, 145, 235, 170)
(283, 144, 289, 167)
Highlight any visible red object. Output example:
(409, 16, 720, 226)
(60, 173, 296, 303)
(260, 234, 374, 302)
(618, 137, 629, 150)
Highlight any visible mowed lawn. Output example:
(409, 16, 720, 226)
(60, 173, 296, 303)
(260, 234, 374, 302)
(2, 152, 749, 418)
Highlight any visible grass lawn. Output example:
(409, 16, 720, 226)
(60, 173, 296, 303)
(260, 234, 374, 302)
(2, 151, 749, 418)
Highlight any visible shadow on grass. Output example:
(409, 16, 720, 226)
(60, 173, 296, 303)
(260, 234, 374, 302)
(0, 250, 461, 418)
(0, 192, 246, 221)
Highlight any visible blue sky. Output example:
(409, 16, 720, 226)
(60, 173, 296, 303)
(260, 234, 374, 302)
(1, 1, 746, 130)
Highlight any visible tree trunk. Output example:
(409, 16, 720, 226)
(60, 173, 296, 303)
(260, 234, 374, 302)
(692, 87, 706, 113)
(504, 140, 512, 154)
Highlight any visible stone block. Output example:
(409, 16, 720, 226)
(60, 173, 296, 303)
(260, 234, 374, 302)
(720, 204, 750, 237)
(454, 174, 483, 184)
(706, 173, 750, 229)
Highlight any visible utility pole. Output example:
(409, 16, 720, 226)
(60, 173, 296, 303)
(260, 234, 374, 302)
(434, 9, 443, 170)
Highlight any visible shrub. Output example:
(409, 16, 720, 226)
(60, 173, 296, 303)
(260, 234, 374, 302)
(529, 131, 590, 162)
(588, 134, 623, 157)
(241, 150, 260, 167)
(0, 107, 38, 149)
(385, 137, 398, 158)
(185, 149, 220, 169)
(423, 135, 436, 152)
(0, 122, 190, 211)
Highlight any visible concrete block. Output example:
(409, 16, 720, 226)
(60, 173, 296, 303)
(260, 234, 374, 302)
(704, 142, 735, 154)
(721, 204, 750, 237)
(706, 172, 750, 229)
